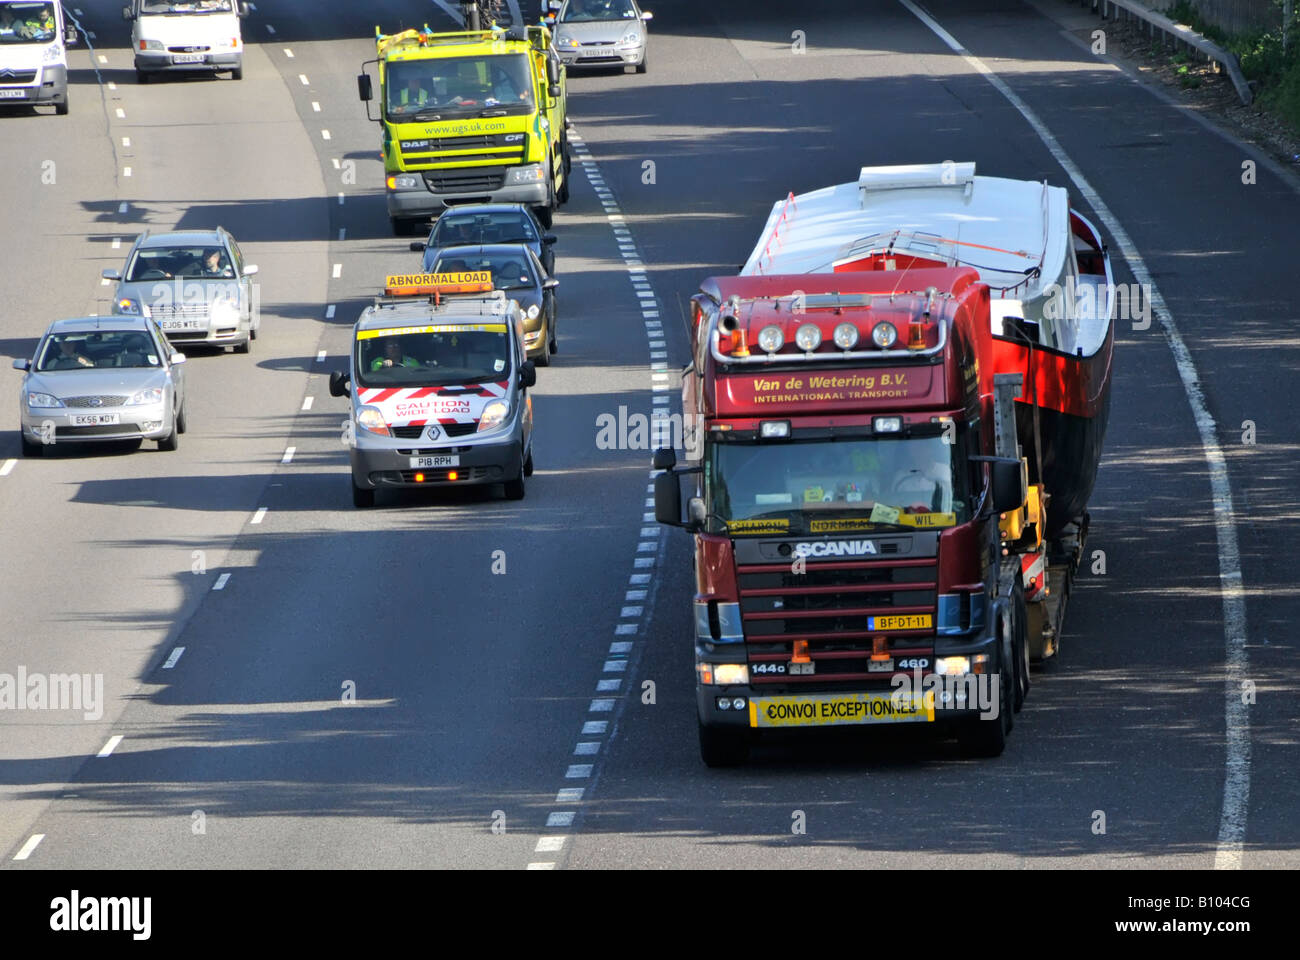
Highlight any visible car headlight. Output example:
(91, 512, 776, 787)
(43, 43, 63, 63)
(27, 392, 64, 409)
(557, 35, 579, 48)
(477, 400, 509, 433)
(506, 165, 545, 185)
(526, 304, 540, 320)
(356, 406, 390, 436)
(620, 31, 642, 45)
(387, 174, 421, 190)
(124, 388, 164, 406)
(210, 299, 239, 325)
(141, 39, 165, 52)
(116, 297, 143, 316)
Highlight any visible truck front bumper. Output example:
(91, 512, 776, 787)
(386, 173, 549, 221)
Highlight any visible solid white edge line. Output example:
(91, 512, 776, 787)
(899, 0, 1250, 870)
(12, 834, 43, 861)
(97, 735, 123, 758)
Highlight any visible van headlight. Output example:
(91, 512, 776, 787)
(141, 39, 165, 51)
(477, 400, 509, 432)
(356, 406, 390, 436)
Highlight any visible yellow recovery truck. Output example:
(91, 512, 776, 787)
(359, 15, 570, 236)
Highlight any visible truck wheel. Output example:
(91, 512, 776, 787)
(957, 621, 1014, 758)
(557, 169, 570, 204)
(352, 481, 375, 508)
(534, 203, 553, 230)
(699, 720, 749, 767)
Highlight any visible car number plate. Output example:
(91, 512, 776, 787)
(868, 614, 932, 631)
(172, 54, 205, 64)
(161, 319, 206, 331)
(410, 455, 458, 468)
(0, 89, 26, 99)
(71, 413, 120, 426)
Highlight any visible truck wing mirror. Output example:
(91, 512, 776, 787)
(328, 370, 350, 398)
(548, 83, 561, 98)
(652, 447, 676, 471)
(546, 59, 559, 84)
(357, 74, 373, 102)
(989, 457, 1026, 513)
(655, 471, 684, 527)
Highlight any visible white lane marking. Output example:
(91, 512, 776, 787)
(112, 237, 121, 249)
(596, 679, 621, 692)
(266, 24, 276, 34)
(637, 541, 655, 551)
(556, 787, 583, 802)
(325, 304, 336, 319)
(298, 73, 308, 85)
(162, 647, 185, 669)
(611, 641, 635, 653)
(118, 202, 127, 214)
(251, 507, 268, 524)
(97, 54, 106, 64)
(603, 660, 628, 673)
(97, 735, 123, 758)
(589, 699, 614, 712)
(614, 624, 637, 635)
(0, 459, 15, 477)
(901, 0, 1251, 871)
(283, 48, 294, 58)
(581, 721, 607, 735)
(621, 604, 644, 617)
(332, 263, 342, 278)
(321, 130, 331, 141)
(642, 512, 654, 522)
(526, 862, 555, 870)
(629, 574, 650, 585)
(302, 396, 314, 411)
(633, 557, 654, 568)
(338, 192, 345, 206)
(123, 167, 131, 178)
(546, 812, 575, 827)
(625, 591, 647, 603)
(281, 447, 295, 465)
(338, 228, 346, 241)
(121, 137, 130, 147)
(316, 350, 326, 363)
(573, 742, 599, 756)
(114, 107, 125, 118)
(213, 573, 231, 591)
(331, 158, 340, 169)
(312, 101, 321, 112)
(565, 764, 593, 778)
(12, 834, 43, 861)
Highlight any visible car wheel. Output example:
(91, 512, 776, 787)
(234, 336, 251, 354)
(352, 481, 375, 508)
(231, 67, 243, 81)
(636, 54, 647, 74)
(698, 720, 749, 767)
(56, 94, 69, 116)
(158, 421, 179, 452)
(176, 401, 188, 435)
(534, 320, 551, 367)
(20, 433, 43, 458)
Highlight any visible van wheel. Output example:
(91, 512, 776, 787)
(698, 721, 749, 767)
(352, 482, 375, 508)
(503, 463, 526, 500)
(56, 95, 69, 116)
(523, 448, 534, 477)
(231, 67, 243, 81)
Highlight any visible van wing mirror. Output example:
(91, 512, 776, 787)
(328, 370, 350, 398)
(519, 360, 537, 388)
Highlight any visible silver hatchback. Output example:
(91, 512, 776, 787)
(103, 227, 260, 353)
(13, 316, 188, 455)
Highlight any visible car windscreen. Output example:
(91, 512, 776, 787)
(126, 246, 233, 281)
(385, 54, 534, 119)
(430, 253, 535, 291)
(431, 212, 537, 247)
(36, 331, 162, 371)
(560, 0, 639, 22)
(356, 326, 510, 389)
(0, 2, 56, 43)
(141, 1, 233, 14)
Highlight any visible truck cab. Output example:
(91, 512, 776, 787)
(124, 0, 248, 83)
(0, 1, 75, 114)
(329, 271, 537, 508)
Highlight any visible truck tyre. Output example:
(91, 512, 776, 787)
(957, 617, 1014, 758)
(534, 203, 553, 230)
(352, 481, 375, 508)
(557, 167, 570, 204)
(699, 720, 749, 767)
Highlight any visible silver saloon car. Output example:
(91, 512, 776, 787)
(13, 317, 188, 456)
(103, 227, 260, 353)
(550, 0, 652, 74)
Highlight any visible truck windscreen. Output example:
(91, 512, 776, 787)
(356, 327, 509, 389)
(707, 434, 969, 534)
(386, 54, 534, 119)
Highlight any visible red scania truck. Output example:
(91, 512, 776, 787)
(655, 164, 1114, 765)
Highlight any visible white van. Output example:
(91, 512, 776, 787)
(123, 0, 248, 83)
(0, 1, 75, 115)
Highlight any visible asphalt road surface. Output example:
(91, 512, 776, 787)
(0, 0, 1295, 871)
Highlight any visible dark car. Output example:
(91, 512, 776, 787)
(411, 203, 557, 276)
(426, 243, 560, 366)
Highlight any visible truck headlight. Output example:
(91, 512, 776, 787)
(27, 392, 64, 409)
(356, 406, 390, 436)
(935, 656, 970, 676)
(387, 174, 422, 190)
(124, 388, 164, 406)
(506, 165, 545, 185)
(712, 663, 749, 685)
(477, 400, 509, 432)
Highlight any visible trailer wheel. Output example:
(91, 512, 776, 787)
(958, 615, 1013, 758)
(698, 720, 749, 767)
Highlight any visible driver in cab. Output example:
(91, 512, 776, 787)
(370, 339, 420, 372)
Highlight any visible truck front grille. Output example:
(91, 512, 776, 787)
(423, 168, 506, 193)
